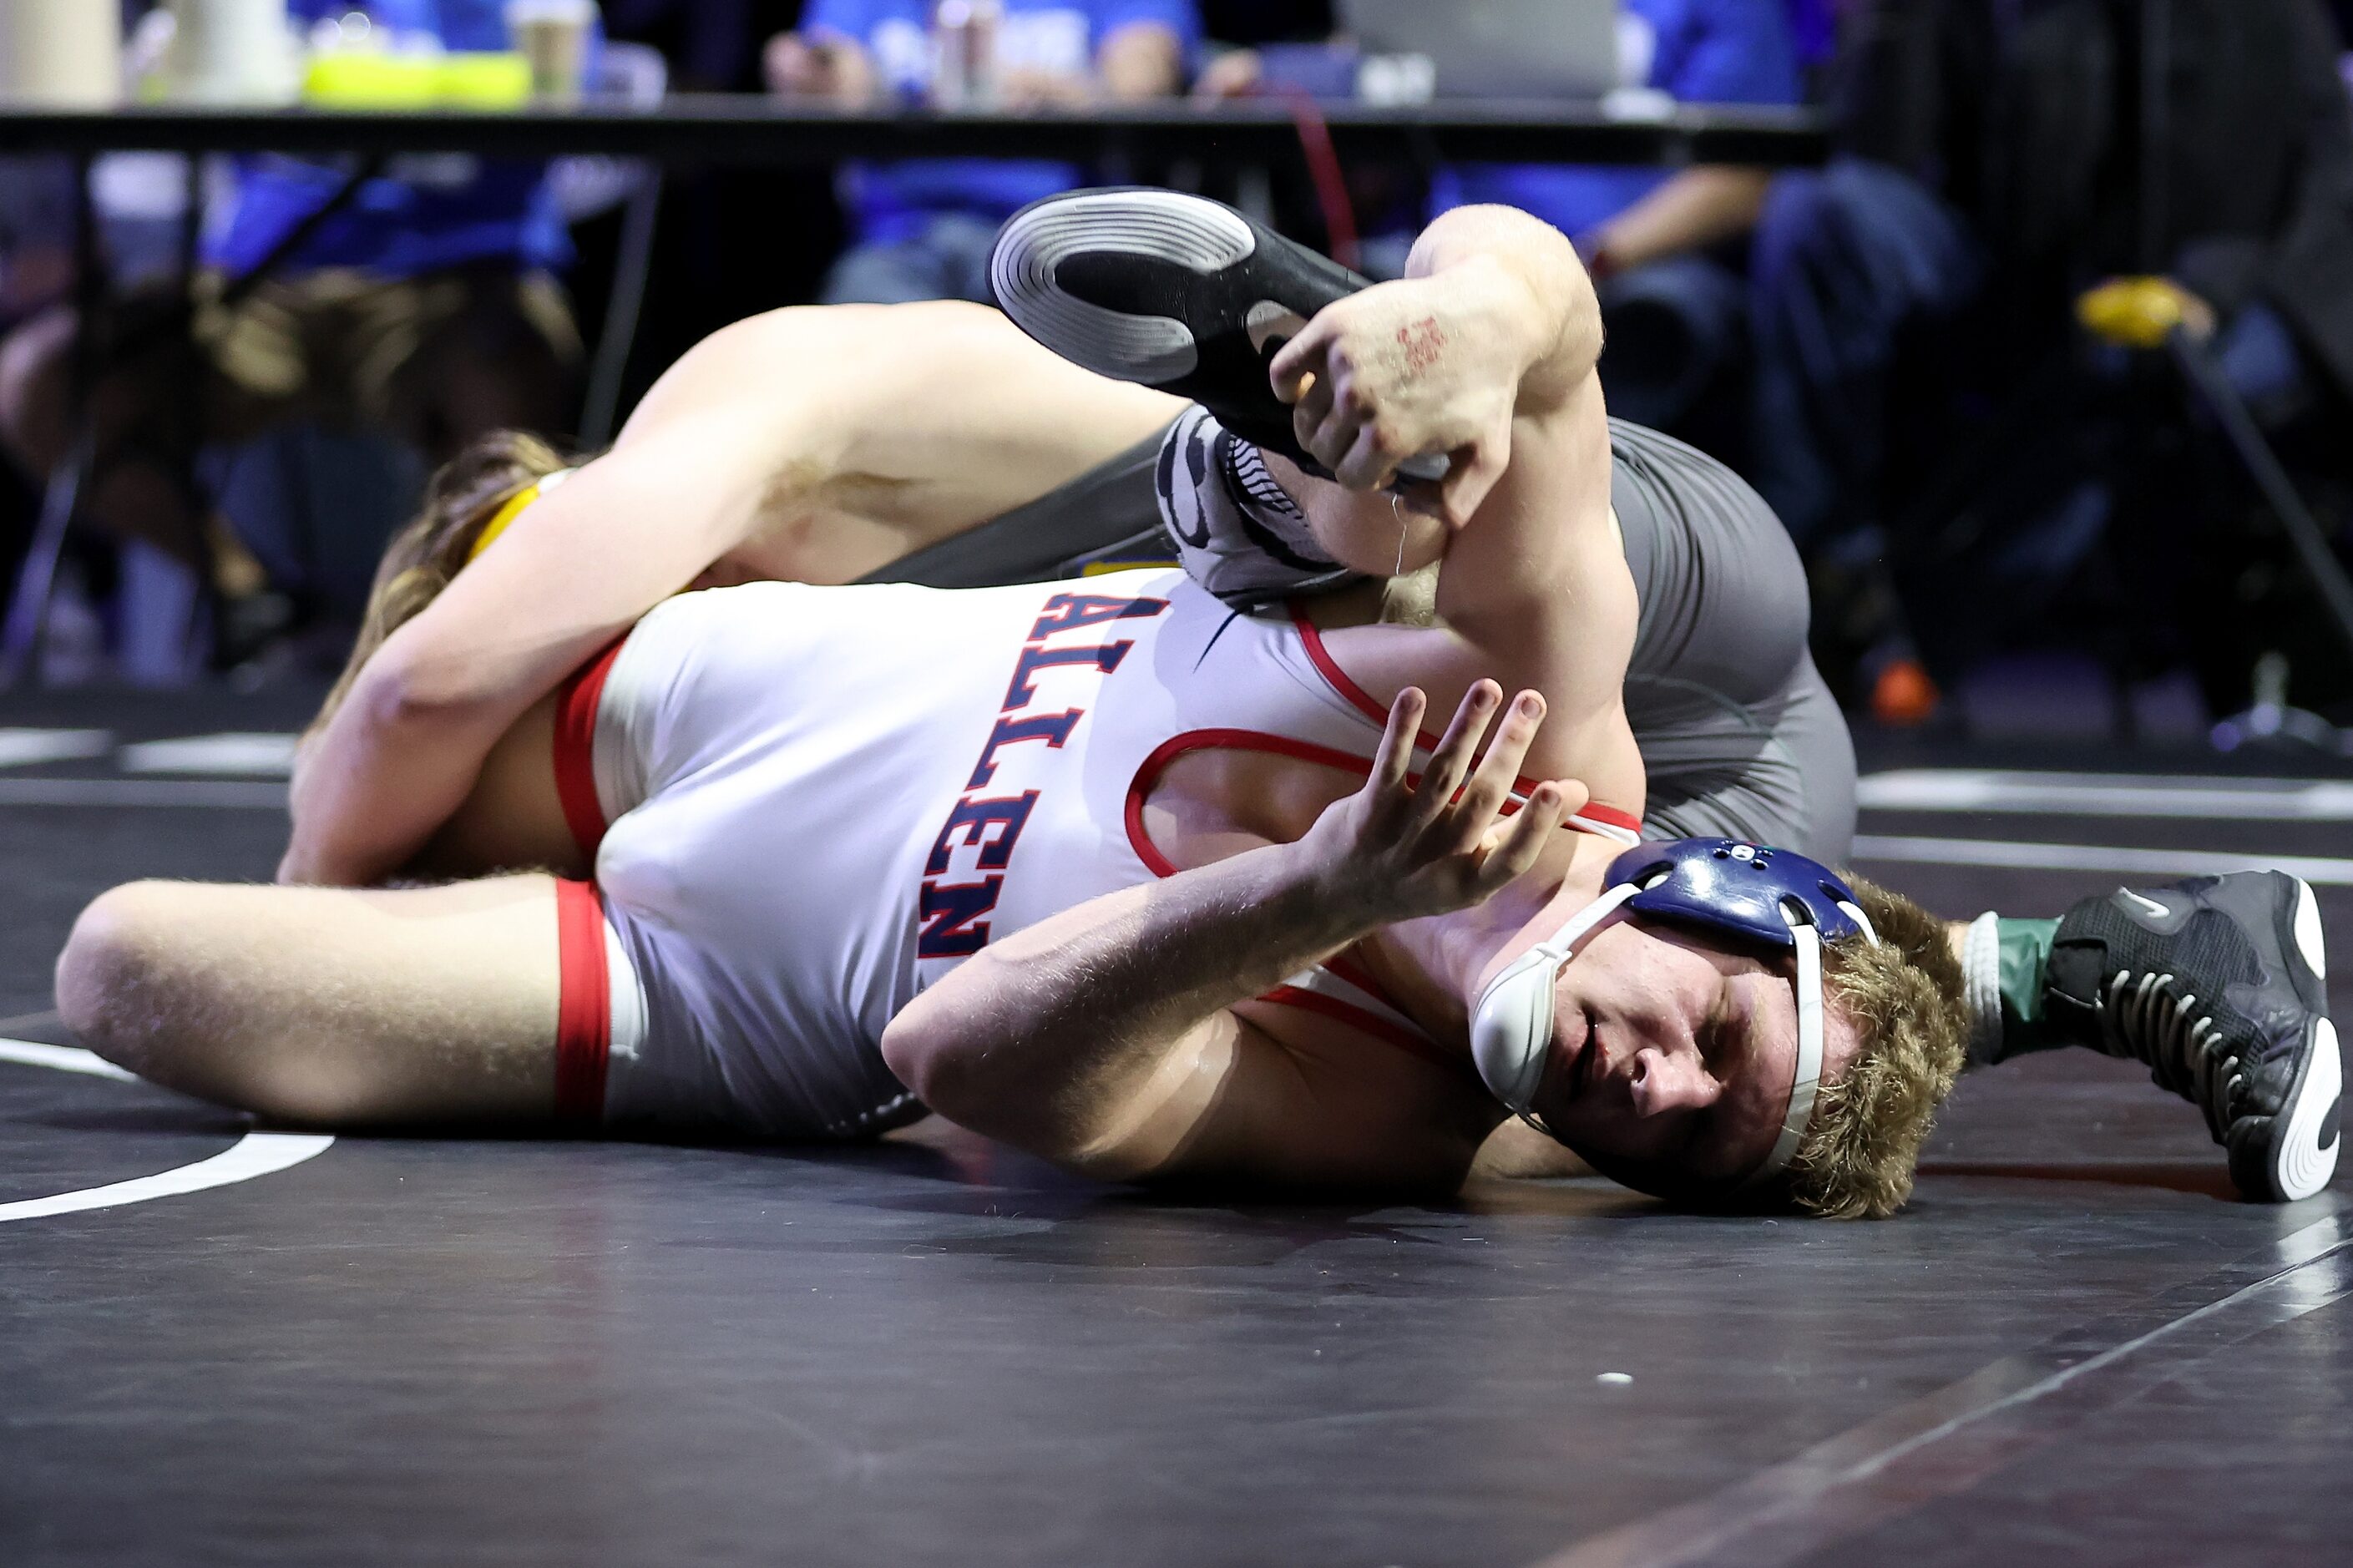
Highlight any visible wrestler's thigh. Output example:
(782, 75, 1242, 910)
(57, 874, 561, 1127)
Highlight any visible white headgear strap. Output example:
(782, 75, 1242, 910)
(1468, 880, 1649, 1115)
(1742, 897, 1880, 1186)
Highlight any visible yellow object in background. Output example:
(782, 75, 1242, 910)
(304, 53, 438, 107)
(2077, 276, 2203, 350)
(437, 52, 534, 107)
(303, 50, 532, 109)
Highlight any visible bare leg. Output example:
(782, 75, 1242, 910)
(56, 874, 564, 1127)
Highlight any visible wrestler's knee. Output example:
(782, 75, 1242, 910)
(58, 882, 367, 1121)
(56, 881, 200, 1078)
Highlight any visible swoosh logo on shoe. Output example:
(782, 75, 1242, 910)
(2120, 890, 2172, 921)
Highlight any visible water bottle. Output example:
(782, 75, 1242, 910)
(931, 0, 1001, 109)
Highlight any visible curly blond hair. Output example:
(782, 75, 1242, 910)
(1784, 875, 1970, 1219)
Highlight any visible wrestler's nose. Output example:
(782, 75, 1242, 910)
(1628, 1046, 1720, 1117)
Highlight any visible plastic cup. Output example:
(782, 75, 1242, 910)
(505, 0, 597, 104)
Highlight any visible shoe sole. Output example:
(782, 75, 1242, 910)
(990, 189, 1449, 483)
(991, 188, 1256, 386)
(2254, 880, 2340, 1201)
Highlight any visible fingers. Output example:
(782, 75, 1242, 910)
(1478, 781, 1573, 893)
(1333, 417, 1401, 492)
(1410, 680, 1501, 828)
(1269, 315, 1333, 402)
(1449, 690, 1545, 851)
(1438, 428, 1510, 529)
(1368, 687, 1424, 799)
(1291, 371, 1335, 459)
(1318, 365, 1415, 491)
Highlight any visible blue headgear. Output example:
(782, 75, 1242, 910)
(1468, 838, 1880, 1185)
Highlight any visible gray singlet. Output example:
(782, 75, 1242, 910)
(870, 415, 1856, 865)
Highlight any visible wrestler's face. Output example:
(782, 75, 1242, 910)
(1524, 915, 1862, 1201)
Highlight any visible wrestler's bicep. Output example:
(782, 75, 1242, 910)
(1090, 1004, 1490, 1194)
(1433, 374, 1622, 654)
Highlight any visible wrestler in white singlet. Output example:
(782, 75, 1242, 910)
(551, 570, 1643, 1141)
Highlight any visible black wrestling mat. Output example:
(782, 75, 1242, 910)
(4, 688, 2350, 1568)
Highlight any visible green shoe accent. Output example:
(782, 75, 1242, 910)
(1995, 918, 2062, 1059)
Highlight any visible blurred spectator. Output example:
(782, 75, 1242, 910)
(767, 0, 1201, 304)
(1783, 0, 1839, 73)
(1194, 0, 1328, 45)
(1749, 0, 2353, 717)
(199, 2, 579, 458)
(1429, 0, 1803, 436)
(0, 0, 581, 648)
(0, 159, 75, 330)
(601, 0, 762, 89)
(1750, 0, 2353, 553)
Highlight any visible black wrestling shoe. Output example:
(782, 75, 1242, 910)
(2043, 873, 2340, 1201)
(988, 187, 1446, 483)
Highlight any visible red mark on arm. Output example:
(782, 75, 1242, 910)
(1397, 317, 1446, 375)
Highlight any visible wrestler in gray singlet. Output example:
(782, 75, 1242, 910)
(870, 413, 1855, 865)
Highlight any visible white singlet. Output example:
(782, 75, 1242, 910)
(559, 569, 1642, 1140)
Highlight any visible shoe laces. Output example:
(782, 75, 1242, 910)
(2099, 969, 2243, 1139)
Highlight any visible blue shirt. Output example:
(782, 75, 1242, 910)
(805, 0, 1202, 244)
(1430, 0, 1799, 246)
(208, 0, 572, 278)
(1783, 0, 1836, 69)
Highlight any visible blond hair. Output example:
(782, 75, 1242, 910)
(306, 430, 569, 743)
(1784, 874, 1970, 1219)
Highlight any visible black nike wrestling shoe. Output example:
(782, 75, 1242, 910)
(2042, 872, 2340, 1201)
(988, 187, 1447, 483)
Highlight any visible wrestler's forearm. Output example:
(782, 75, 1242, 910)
(1586, 167, 1769, 273)
(883, 841, 1374, 1167)
(281, 682, 513, 885)
(1098, 23, 1183, 99)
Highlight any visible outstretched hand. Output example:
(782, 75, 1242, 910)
(1293, 681, 1586, 925)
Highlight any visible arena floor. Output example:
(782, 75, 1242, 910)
(3, 684, 2349, 1568)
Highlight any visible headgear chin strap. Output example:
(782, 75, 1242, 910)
(1467, 838, 1880, 1187)
(1468, 878, 1648, 1115)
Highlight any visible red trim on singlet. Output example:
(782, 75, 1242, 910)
(552, 878, 611, 1125)
(1323, 951, 1403, 1014)
(553, 637, 628, 862)
(1123, 728, 1633, 885)
(1124, 728, 1388, 878)
(1288, 599, 1409, 731)
(1283, 599, 1646, 842)
(1122, 726, 1504, 1081)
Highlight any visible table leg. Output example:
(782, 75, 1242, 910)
(2168, 326, 2353, 670)
(216, 154, 382, 312)
(580, 167, 663, 451)
(0, 438, 93, 685)
(170, 152, 225, 673)
(1, 154, 103, 688)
